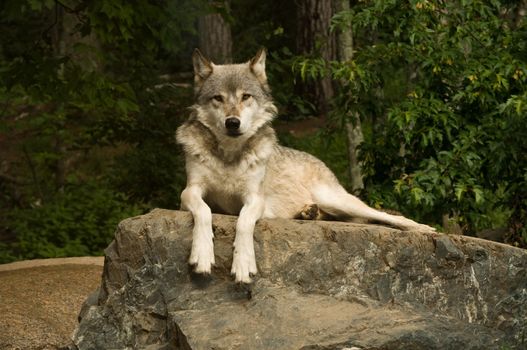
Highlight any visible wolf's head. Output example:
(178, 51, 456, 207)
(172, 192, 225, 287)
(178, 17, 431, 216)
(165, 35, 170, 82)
(191, 49, 277, 140)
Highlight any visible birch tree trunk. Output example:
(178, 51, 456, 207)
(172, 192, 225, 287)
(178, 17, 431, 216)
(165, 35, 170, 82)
(335, 0, 364, 194)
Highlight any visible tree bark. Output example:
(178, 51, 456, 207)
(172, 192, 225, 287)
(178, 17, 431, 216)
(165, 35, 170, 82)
(513, 0, 527, 29)
(335, 0, 364, 194)
(50, 4, 66, 193)
(296, 0, 336, 114)
(345, 118, 364, 194)
(198, 2, 232, 64)
(335, 1, 353, 61)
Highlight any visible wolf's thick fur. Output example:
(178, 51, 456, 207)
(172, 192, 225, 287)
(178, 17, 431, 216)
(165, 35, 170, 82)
(176, 49, 435, 283)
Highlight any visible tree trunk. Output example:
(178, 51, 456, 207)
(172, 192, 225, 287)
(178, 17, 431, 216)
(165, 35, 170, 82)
(335, 1, 353, 61)
(345, 118, 364, 194)
(198, 2, 232, 64)
(50, 4, 66, 193)
(47, 3, 101, 193)
(513, 0, 527, 29)
(335, 0, 364, 194)
(296, 0, 336, 115)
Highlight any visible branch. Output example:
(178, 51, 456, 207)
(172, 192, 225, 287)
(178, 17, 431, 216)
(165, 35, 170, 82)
(0, 172, 28, 185)
(22, 146, 45, 202)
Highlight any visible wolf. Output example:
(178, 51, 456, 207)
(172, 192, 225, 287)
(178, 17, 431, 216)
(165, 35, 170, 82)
(176, 48, 435, 283)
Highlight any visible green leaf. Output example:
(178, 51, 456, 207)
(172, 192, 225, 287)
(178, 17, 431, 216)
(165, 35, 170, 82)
(455, 184, 466, 201)
(473, 187, 484, 204)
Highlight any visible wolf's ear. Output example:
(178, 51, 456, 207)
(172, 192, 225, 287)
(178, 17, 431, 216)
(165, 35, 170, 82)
(250, 48, 267, 83)
(192, 49, 213, 88)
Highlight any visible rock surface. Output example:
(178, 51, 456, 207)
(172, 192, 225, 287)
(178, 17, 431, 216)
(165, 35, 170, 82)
(0, 257, 104, 350)
(73, 209, 527, 349)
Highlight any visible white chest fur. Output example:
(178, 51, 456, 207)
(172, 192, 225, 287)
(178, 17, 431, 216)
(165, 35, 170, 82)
(177, 120, 276, 214)
(186, 141, 270, 214)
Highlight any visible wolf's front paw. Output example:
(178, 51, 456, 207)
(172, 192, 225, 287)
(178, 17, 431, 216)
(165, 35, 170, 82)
(189, 237, 215, 274)
(231, 248, 257, 284)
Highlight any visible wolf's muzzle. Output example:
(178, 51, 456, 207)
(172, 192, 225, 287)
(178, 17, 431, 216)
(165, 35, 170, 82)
(225, 118, 241, 136)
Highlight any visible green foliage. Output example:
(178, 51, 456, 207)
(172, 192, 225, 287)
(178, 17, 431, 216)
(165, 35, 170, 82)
(2, 0, 526, 262)
(111, 137, 187, 208)
(229, 1, 313, 119)
(0, 0, 204, 261)
(300, 0, 527, 243)
(1, 180, 142, 263)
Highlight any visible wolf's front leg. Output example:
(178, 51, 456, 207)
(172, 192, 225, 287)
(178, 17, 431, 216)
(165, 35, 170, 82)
(181, 185, 215, 274)
(232, 193, 264, 283)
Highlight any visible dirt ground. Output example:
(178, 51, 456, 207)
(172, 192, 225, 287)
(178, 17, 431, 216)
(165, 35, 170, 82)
(0, 257, 104, 350)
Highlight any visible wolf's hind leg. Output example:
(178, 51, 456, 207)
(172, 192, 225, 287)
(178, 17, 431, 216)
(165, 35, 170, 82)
(295, 203, 320, 220)
(312, 184, 435, 232)
(294, 204, 330, 220)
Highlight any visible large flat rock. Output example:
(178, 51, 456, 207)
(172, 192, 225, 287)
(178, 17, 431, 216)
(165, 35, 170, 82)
(73, 209, 527, 349)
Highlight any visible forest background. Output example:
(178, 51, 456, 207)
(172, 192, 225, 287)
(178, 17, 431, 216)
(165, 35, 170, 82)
(0, 0, 526, 262)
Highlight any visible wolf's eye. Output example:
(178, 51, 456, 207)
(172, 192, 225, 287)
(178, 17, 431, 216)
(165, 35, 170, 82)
(242, 93, 252, 101)
(212, 95, 224, 103)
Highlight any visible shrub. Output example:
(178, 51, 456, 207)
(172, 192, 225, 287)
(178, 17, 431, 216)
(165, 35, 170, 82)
(2, 180, 143, 263)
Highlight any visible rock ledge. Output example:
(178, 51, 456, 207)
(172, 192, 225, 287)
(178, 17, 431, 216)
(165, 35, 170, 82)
(73, 209, 527, 349)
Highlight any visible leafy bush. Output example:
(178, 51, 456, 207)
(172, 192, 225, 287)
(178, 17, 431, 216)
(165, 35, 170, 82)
(1, 180, 142, 263)
(0, 0, 197, 261)
(297, 0, 527, 244)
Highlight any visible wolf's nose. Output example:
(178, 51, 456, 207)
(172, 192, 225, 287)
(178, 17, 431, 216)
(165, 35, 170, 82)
(225, 118, 240, 130)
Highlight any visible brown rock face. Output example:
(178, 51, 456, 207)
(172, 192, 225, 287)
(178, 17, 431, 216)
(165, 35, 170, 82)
(72, 209, 527, 349)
